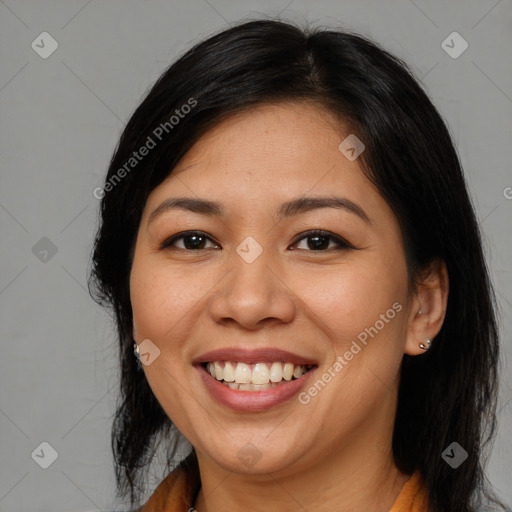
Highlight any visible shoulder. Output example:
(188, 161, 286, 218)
(139, 452, 201, 512)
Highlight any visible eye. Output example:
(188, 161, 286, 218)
(290, 230, 354, 251)
(160, 229, 354, 252)
(160, 231, 220, 251)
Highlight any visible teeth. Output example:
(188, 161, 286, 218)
(224, 381, 280, 391)
(252, 363, 270, 384)
(293, 365, 304, 379)
(223, 361, 235, 382)
(234, 362, 252, 384)
(270, 362, 283, 382)
(205, 361, 311, 387)
(283, 362, 294, 381)
(214, 361, 223, 380)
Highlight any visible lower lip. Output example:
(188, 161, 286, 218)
(196, 365, 317, 412)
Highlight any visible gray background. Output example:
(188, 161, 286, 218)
(1, 0, 511, 510)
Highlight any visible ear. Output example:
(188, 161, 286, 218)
(405, 258, 449, 356)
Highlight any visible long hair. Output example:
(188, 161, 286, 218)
(88, 19, 506, 511)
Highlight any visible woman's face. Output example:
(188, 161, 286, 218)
(130, 101, 418, 476)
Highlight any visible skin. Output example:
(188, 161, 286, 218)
(129, 101, 449, 512)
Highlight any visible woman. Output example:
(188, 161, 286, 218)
(88, 19, 508, 512)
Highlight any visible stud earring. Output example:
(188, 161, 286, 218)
(418, 309, 422, 315)
(419, 338, 431, 351)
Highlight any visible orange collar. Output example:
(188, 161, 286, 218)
(142, 456, 428, 512)
(389, 471, 429, 511)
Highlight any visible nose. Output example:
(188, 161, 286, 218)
(208, 247, 296, 330)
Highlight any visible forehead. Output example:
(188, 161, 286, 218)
(174, 101, 347, 170)
(146, 101, 380, 211)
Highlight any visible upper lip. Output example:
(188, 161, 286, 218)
(193, 348, 318, 366)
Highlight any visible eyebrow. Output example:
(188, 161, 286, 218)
(148, 195, 371, 225)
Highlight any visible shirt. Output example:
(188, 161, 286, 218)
(141, 453, 429, 512)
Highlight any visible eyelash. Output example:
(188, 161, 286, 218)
(159, 229, 355, 252)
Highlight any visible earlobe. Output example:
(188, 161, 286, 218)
(404, 259, 449, 356)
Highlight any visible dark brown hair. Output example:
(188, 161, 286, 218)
(89, 19, 507, 512)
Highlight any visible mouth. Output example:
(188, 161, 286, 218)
(202, 361, 315, 391)
(193, 348, 318, 411)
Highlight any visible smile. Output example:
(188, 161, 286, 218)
(194, 348, 318, 411)
(204, 361, 314, 391)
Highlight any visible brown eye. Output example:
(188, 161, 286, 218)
(161, 231, 220, 251)
(291, 230, 353, 251)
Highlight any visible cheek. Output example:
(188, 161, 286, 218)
(307, 266, 408, 405)
(295, 261, 408, 347)
(295, 266, 408, 438)
(129, 256, 203, 431)
(129, 256, 193, 344)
